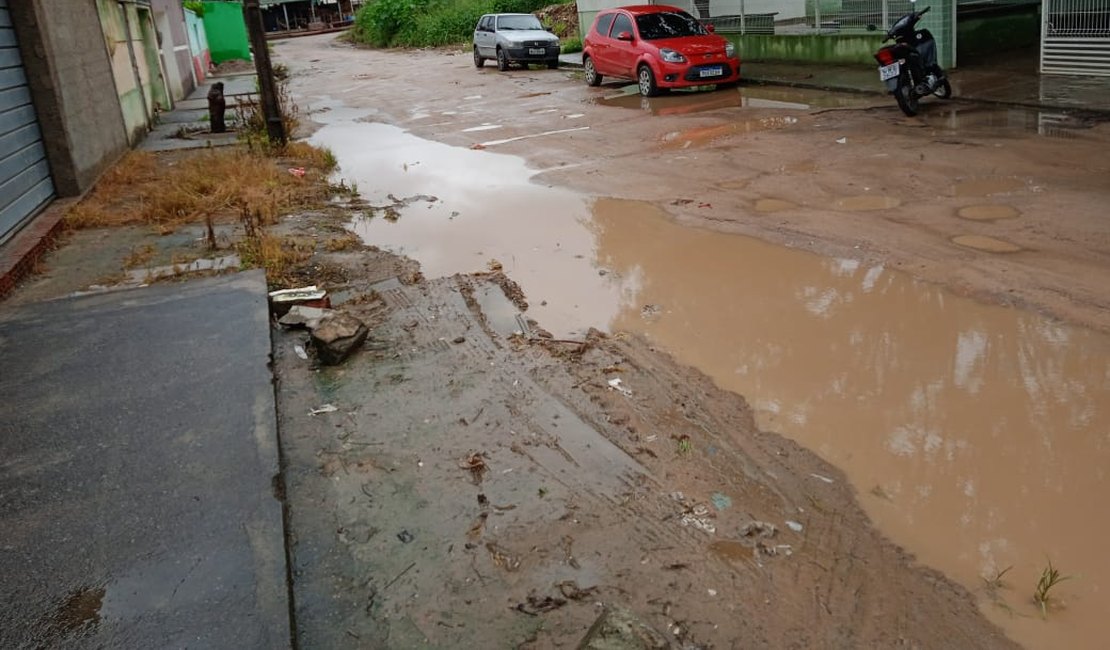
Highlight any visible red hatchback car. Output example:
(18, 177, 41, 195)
(582, 5, 741, 97)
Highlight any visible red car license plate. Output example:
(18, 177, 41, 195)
(699, 66, 723, 78)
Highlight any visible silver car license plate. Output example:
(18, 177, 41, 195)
(528, 48, 545, 55)
(878, 62, 900, 81)
(699, 66, 723, 78)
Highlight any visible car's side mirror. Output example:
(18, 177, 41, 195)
(617, 31, 633, 41)
(706, 23, 716, 32)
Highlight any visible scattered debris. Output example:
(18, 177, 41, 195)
(578, 606, 671, 650)
(836, 137, 847, 144)
(288, 167, 307, 177)
(707, 589, 718, 597)
(738, 521, 777, 539)
(640, 304, 663, 320)
(514, 594, 566, 615)
(556, 580, 597, 600)
(486, 542, 522, 571)
(561, 535, 581, 569)
(294, 345, 309, 360)
(311, 312, 369, 365)
(397, 530, 415, 544)
(607, 377, 632, 397)
(452, 336, 466, 344)
(680, 503, 716, 535)
(487, 259, 503, 272)
(309, 404, 338, 416)
(458, 451, 489, 484)
(710, 492, 732, 512)
(810, 473, 835, 484)
(785, 520, 804, 533)
(279, 305, 333, 330)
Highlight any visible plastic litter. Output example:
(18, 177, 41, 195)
(785, 520, 804, 533)
(309, 404, 338, 415)
(607, 377, 632, 397)
(294, 345, 309, 360)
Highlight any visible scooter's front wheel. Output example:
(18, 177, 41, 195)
(893, 82, 920, 116)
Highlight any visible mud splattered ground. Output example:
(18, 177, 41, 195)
(273, 35, 1110, 650)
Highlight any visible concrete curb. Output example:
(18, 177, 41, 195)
(0, 200, 71, 301)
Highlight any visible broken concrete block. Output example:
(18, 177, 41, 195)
(278, 305, 333, 330)
(310, 313, 368, 365)
(577, 606, 671, 650)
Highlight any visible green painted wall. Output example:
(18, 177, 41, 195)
(730, 34, 885, 65)
(202, 2, 251, 64)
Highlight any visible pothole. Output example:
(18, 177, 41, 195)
(950, 234, 1023, 252)
(832, 195, 901, 211)
(957, 204, 1021, 221)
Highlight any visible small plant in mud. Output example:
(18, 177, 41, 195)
(674, 434, 693, 456)
(235, 78, 299, 153)
(122, 244, 156, 269)
(982, 565, 1014, 592)
(1033, 559, 1073, 617)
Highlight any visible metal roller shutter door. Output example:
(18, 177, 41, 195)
(0, 0, 55, 245)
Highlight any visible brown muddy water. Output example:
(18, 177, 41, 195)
(596, 85, 874, 115)
(313, 119, 1110, 649)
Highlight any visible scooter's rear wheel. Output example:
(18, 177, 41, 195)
(933, 78, 952, 99)
(894, 82, 919, 116)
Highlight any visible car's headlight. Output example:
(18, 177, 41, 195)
(725, 42, 736, 58)
(660, 48, 686, 63)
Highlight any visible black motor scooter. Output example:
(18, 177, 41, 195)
(873, 5, 952, 116)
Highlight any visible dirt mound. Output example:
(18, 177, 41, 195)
(536, 2, 580, 38)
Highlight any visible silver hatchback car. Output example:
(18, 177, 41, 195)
(473, 13, 561, 71)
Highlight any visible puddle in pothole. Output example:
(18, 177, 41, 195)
(951, 234, 1023, 253)
(831, 195, 901, 211)
(953, 177, 1027, 197)
(924, 105, 1108, 139)
(310, 120, 625, 338)
(958, 204, 1021, 221)
(311, 111, 1107, 649)
(596, 85, 872, 115)
(660, 116, 800, 149)
(753, 198, 797, 213)
(592, 198, 1110, 650)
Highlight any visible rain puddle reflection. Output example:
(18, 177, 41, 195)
(923, 105, 1106, 139)
(309, 120, 624, 338)
(593, 198, 1110, 650)
(595, 85, 871, 115)
(311, 113, 1107, 649)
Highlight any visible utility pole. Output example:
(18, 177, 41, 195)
(243, 0, 287, 145)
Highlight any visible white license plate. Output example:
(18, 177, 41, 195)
(699, 66, 723, 78)
(529, 48, 545, 55)
(878, 62, 900, 81)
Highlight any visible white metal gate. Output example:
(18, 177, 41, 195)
(1042, 0, 1110, 75)
(0, 0, 55, 245)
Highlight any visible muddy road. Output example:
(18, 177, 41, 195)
(275, 34, 1110, 649)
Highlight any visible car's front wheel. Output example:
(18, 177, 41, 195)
(473, 46, 484, 68)
(496, 47, 509, 72)
(637, 64, 658, 97)
(584, 56, 602, 87)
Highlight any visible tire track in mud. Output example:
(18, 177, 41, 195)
(277, 269, 1019, 649)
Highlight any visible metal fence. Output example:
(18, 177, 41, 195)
(1042, 0, 1110, 74)
(672, 0, 921, 35)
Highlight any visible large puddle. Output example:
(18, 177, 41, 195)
(313, 118, 1109, 649)
(595, 84, 873, 115)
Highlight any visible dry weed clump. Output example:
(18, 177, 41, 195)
(64, 146, 336, 231)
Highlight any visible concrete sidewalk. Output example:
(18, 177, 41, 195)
(558, 52, 1110, 115)
(0, 271, 291, 649)
(141, 72, 259, 152)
